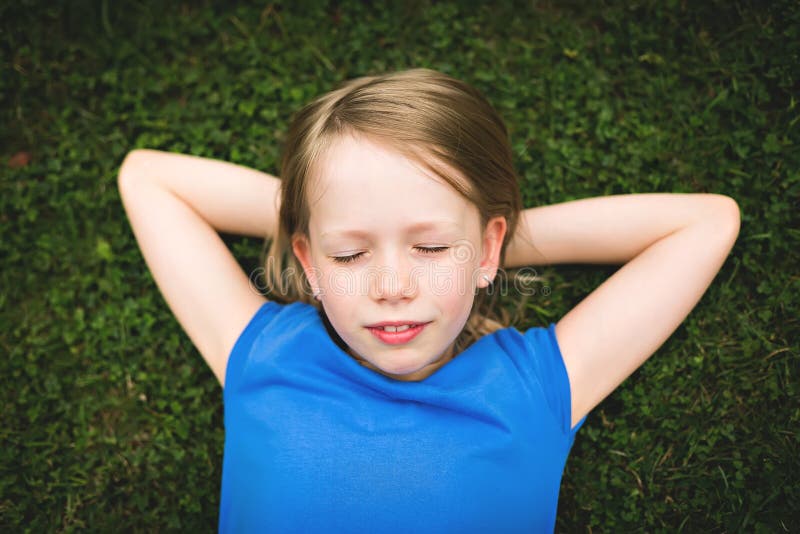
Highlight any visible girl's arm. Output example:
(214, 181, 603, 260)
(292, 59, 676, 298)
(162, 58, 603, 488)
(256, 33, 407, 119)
(504, 193, 741, 429)
(118, 149, 280, 387)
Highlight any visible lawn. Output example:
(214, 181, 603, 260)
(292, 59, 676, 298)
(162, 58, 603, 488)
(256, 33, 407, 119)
(2, 0, 797, 531)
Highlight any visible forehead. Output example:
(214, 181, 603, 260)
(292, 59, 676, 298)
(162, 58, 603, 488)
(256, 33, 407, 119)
(308, 135, 479, 239)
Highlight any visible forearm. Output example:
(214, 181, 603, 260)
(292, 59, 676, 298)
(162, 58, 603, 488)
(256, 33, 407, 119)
(118, 149, 281, 238)
(503, 193, 739, 267)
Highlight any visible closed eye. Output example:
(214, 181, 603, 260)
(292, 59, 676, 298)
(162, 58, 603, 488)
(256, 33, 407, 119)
(330, 247, 449, 264)
(416, 246, 449, 254)
(331, 252, 365, 264)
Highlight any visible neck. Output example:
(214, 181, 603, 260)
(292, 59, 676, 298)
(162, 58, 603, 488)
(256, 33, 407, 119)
(347, 343, 457, 382)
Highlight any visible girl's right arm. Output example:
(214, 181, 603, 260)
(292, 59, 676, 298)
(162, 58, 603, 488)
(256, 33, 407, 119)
(117, 149, 281, 387)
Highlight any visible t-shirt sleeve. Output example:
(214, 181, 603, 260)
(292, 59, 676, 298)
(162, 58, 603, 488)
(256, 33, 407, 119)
(523, 322, 587, 437)
(223, 300, 283, 391)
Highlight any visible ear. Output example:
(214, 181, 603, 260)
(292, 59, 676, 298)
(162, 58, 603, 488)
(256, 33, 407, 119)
(477, 216, 507, 289)
(291, 234, 320, 292)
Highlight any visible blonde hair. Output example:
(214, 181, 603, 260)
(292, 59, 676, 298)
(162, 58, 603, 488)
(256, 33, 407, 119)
(260, 67, 524, 356)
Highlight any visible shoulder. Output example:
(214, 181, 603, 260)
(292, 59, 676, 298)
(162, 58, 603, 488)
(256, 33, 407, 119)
(223, 300, 320, 387)
(490, 323, 584, 435)
(485, 323, 556, 361)
(231, 299, 320, 346)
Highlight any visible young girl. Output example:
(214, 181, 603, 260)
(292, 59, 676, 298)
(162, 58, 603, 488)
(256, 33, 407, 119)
(118, 68, 740, 532)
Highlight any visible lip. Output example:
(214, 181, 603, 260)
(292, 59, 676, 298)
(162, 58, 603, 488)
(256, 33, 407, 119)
(366, 322, 430, 345)
(365, 320, 427, 328)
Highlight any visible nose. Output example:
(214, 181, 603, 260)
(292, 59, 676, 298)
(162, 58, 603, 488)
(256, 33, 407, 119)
(368, 249, 418, 302)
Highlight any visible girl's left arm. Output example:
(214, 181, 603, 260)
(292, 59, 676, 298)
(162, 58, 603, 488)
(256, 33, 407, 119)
(504, 193, 741, 429)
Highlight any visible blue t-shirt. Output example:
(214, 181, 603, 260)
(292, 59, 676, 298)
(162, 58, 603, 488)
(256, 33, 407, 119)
(219, 300, 586, 533)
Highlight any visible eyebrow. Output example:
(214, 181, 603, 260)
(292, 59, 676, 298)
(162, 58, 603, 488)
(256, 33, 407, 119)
(320, 220, 462, 239)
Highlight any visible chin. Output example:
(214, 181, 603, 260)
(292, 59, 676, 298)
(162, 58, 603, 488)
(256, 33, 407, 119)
(378, 361, 423, 377)
(371, 357, 428, 379)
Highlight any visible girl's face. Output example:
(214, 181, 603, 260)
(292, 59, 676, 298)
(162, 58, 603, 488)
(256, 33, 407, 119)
(292, 134, 506, 381)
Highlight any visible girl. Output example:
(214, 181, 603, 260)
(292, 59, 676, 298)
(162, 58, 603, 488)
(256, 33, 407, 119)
(118, 68, 740, 532)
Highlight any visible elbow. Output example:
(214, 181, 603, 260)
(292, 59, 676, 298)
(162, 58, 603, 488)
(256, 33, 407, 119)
(719, 194, 741, 235)
(117, 149, 156, 190)
(706, 194, 742, 243)
(118, 150, 140, 188)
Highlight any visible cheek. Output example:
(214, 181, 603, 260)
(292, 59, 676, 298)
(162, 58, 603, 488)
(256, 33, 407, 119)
(322, 266, 360, 298)
(423, 269, 474, 315)
(319, 294, 356, 341)
(320, 267, 376, 299)
(421, 261, 479, 299)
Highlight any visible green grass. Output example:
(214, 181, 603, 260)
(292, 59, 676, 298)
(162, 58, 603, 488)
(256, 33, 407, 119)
(2, 0, 798, 531)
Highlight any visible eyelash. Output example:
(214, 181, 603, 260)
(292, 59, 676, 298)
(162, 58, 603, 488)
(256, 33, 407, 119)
(331, 246, 449, 264)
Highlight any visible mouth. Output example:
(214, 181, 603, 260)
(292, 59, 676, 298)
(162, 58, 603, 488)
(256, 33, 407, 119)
(366, 322, 430, 345)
